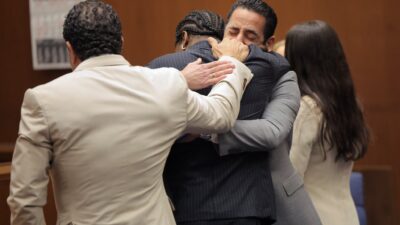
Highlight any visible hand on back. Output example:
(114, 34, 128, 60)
(180, 58, 235, 90)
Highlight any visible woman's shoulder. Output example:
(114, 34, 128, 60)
(300, 95, 321, 113)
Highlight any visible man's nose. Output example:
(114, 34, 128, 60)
(233, 33, 245, 44)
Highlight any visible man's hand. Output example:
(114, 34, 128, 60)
(208, 37, 249, 62)
(180, 58, 235, 90)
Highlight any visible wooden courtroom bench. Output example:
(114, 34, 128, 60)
(0, 162, 11, 224)
(0, 143, 13, 163)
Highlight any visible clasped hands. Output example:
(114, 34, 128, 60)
(181, 38, 249, 90)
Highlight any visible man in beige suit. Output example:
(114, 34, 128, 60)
(7, 1, 252, 225)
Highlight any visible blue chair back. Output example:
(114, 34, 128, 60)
(350, 172, 367, 225)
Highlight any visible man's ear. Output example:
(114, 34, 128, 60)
(181, 31, 190, 51)
(66, 41, 80, 70)
(121, 35, 124, 52)
(266, 36, 276, 52)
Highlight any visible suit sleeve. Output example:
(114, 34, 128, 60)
(217, 71, 301, 156)
(289, 98, 321, 177)
(7, 89, 53, 225)
(185, 56, 253, 133)
(147, 56, 174, 69)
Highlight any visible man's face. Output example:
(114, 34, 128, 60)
(224, 7, 267, 49)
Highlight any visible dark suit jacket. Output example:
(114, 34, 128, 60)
(148, 40, 290, 222)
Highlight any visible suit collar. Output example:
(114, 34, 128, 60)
(188, 40, 211, 51)
(74, 54, 130, 72)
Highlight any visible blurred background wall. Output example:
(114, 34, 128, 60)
(0, 0, 399, 224)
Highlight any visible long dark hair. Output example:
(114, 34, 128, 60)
(285, 20, 369, 161)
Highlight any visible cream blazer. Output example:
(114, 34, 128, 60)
(290, 96, 359, 225)
(8, 54, 252, 225)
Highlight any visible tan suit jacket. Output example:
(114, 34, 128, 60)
(290, 96, 359, 225)
(7, 54, 252, 225)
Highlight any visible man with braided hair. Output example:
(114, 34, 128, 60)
(148, 9, 289, 225)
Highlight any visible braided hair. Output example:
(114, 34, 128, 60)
(175, 10, 225, 45)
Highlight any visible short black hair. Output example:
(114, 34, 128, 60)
(227, 0, 277, 41)
(175, 10, 225, 45)
(63, 0, 123, 61)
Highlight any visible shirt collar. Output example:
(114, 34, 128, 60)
(74, 54, 130, 72)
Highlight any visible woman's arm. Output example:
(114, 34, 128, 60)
(217, 71, 301, 156)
